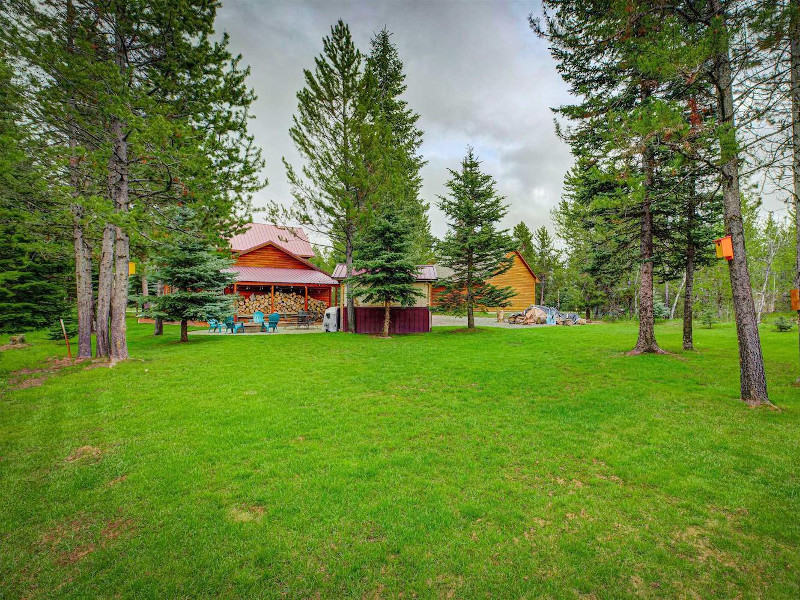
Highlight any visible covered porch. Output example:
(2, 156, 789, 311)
(225, 266, 338, 323)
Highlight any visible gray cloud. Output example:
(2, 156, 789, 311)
(216, 0, 575, 243)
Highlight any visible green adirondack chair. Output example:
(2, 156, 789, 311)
(225, 316, 244, 334)
(266, 312, 280, 332)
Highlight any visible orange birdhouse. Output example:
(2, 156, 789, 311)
(714, 236, 734, 260)
(791, 289, 800, 311)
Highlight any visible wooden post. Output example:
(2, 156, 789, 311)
(233, 282, 238, 321)
(60, 318, 72, 359)
(328, 286, 332, 308)
(271, 285, 275, 312)
(304, 286, 308, 310)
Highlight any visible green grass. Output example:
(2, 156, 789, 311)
(1, 320, 798, 599)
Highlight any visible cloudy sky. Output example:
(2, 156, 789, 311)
(215, 0, 574, 243)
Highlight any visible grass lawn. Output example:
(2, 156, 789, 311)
(1, 319, 798, 599)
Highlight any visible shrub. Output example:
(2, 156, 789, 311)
(699, 307, 717, 329)
(46, 310, 78, 341)
(775, 316, 794, 332)
(653, 299, 670, 320)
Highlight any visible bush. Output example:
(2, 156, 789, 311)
(699, 307, 717, 329)
(775, 316, 794, 332)
(653, 299, 670, 320)
(46, 310, 78, 341)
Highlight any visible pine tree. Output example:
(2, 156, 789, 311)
(532, 226, 560, 305)
(366, 28, 431, 261)
(512, 222, 535, 265)
(3, 0, 263, 358)
(351, 205, 422, 337)
(149, 211, 236, 343)
(284, 20, 379, 333)
(436, 148, 515, 329)
(0, 57, 71, 333)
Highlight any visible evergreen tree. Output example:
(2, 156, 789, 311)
(532, 226, 560, 305)
(284, 20, 379, 333)
(512, 222, 535, 265)
(366, 28, 431, 261)
(351, 205, 422, 337)
(149, 211, 236, 343)
(436, 148, 515, 329)
(0, 56, 70, 333)
(3, 0, 263, 359)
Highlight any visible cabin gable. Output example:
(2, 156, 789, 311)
(488, 251, 538, 310)
(235, 243, 311, 269)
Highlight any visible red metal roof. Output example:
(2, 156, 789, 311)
(331, 264, 437, 281)
(228, 266, 337, 286)
(229, 224, 314, 257)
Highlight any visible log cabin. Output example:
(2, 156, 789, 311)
(431, 251, 539, 312)
(331, 264, 437, 334)
(225, 224, 338, 320)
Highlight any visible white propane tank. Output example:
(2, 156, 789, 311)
(323, 307, 339, 332)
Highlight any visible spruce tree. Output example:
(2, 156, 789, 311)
(512, 222, 535, 265)
(352, 205, 422, 337)
(436, 148, 515, 329)
(149, 211, 236, 343)
(532, 226, 560, 305)
(366, 28, 431, 261)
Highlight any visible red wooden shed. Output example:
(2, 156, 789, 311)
(331, 264, 437, 334)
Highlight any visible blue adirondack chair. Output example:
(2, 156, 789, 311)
(253, 311, 265, 331)
(266, 312, 280, 332)
(208, 318, 222, 333)
(225, 316, 244, 334)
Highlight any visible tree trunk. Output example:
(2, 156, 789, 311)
(683, 188, 696, 351)
(67, 0, 93, 359)
(108, 10, 130, 363)
(670, 274, 685, 320)
(630, 138, 665, 354)
(345, 229, 355, 333)
(382, 301, 391, 338)
(95, 223, 114, 358)
(141, 268, 149, 314)
(791, 0, 800, 383)
(180, 319, 188, 343)
(710, 0, 770, 404)
(154, 281, 164, 335)
(683, 246, 695, 351)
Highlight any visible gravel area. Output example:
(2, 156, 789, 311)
(432, 315, 551, 329)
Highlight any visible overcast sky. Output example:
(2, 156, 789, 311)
(215, 0, 574, 243)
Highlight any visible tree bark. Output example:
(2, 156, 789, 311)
(141, 268, 149, 314)
(67, 0, 93, 359)
(95, 223, 114, 358)
(154, 281, 164, 335)
(710, 0, 770, 404)
(108, 10, 129, 362)
(180, 319, 188, 343)
(630, 139, 665, 354)
(382, 301, 391, 338)
(791, 0, 800, 383)
(683, 246, 695, 351)
(670, 274, 685, 320)
(345, 228, 356, 333)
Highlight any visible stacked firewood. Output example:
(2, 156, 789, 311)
(236, 292, 327, 320)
